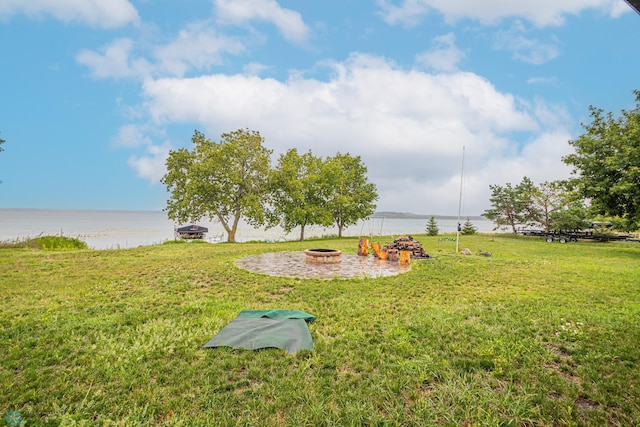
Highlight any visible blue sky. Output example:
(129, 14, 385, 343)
(1, 0, 639, 216)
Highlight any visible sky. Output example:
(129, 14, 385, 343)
(1, 0, 639, 216)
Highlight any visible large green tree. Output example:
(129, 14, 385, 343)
(323, 153, 378, 237)
(161, 129, 272, 243)
(482, 176, 539, 233)
(268, 149, 333, 241)
(563, 90, 640, 230)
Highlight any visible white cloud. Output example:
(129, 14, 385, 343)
(77, 23, 245, 79)
(415, 33, 465, 72)
(77, 39, 152, 79)
(214, 0, 311, 43)
(376, 0, 430, 28)
(112, 124, 154, 148)
(493, 22, 560, 65)
(153, 22, 245, 77)
(134, 53, 573, 214)
(127, 141, 172, 183)
(243, 62, 270, 76)
(527, 76, 558, 85)
(378, 0, 626, 27)
(0, 0, 139, 28)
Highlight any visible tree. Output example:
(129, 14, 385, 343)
(268, 149, 333, 241)
(425, 216, 439, 236)
(482, 177, 539, 233)
(323, 153, 378, 237)
(549, 203, 590, 231)
(461, 217, 477, 235)
(530, 181, 565, 232)
(563, 90, 640, 230)
(161, 129, 272, 243)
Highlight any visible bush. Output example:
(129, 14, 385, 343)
(426, 216, 439, 236)
(461, 217, 477, 235)
(0, 235, 88, 251)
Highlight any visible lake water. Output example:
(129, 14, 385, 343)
(0, 209, 496, 250)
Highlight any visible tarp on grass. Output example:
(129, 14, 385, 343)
(203, 310, 316, 354)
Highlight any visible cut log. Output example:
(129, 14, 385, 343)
(358, 238, 369, 256)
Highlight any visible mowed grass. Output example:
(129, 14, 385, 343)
(1, 234, 639, 426)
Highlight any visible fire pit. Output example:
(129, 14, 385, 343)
(304, 248, 342, 263)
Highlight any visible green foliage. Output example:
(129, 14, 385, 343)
(163, 130, 378, 243)
(2, 236, 640, 425)
(563, 90, 640, 229)
(323, 153, 378, 237)
(483, 176, 538, 233)
(531, 180, 565, 232)
(549, 203, 590, 231)
(0, 235, 88, 250)
(162, 129, 272, 243)
(609, 216, 637, 233)
(535, 180, 592, 231)
(425, 216, 439, 235)
(484, 178, 595, 232)
(268, 149, 333, 241)
(460, 217, 477, 235)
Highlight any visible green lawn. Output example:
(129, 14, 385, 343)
(1, 234, 639, 426)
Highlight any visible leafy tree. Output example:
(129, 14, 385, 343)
(482, 177, 539, 233)
(268, 149, 333, 241)
(461, 217, 477, 235)
(548, 203, 590, 231)
(563, 90, 640, 230)
(161, 129, 272, 243)
(425, 216, 439, 236)
(323, 153, 378, 237)
(530, 181, 566, 232)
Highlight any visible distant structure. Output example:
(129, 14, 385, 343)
(175, 224, 208, 240)
(625, 0, 640, 15)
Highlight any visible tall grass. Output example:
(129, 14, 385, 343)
(1, 234, 639, 425)
(0, 235, 88, 251)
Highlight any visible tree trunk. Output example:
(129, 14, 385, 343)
(299, 224, 305, 241)
(337, 222, 344, 237)
(228, 213, 241, 243)
(217, 213, 237, 243)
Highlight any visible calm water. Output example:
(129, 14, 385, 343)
(0, 209, 495, 250)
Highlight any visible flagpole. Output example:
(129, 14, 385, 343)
(456, 146, 465, 254)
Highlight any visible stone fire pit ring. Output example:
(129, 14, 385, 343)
(304, 248, 342, 263)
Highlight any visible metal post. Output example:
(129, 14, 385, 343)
(456, 146, 465, 254)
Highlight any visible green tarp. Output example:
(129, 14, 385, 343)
(203, 310, 316, 354)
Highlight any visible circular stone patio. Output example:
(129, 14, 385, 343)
(235, 251, 411, 279)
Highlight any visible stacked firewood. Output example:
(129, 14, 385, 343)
(384, 235, 430, 259)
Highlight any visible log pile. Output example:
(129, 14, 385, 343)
(383, 235, 430, 259)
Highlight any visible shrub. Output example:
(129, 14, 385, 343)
(0, 235, 88, 251)
(426, 216, 439, 236)
(461, 217, 477, 235)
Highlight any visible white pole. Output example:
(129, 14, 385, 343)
(456, 146, 465, 254)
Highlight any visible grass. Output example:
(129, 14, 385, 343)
(1, 233, 639, 426)
(0, 235, 88, 251)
